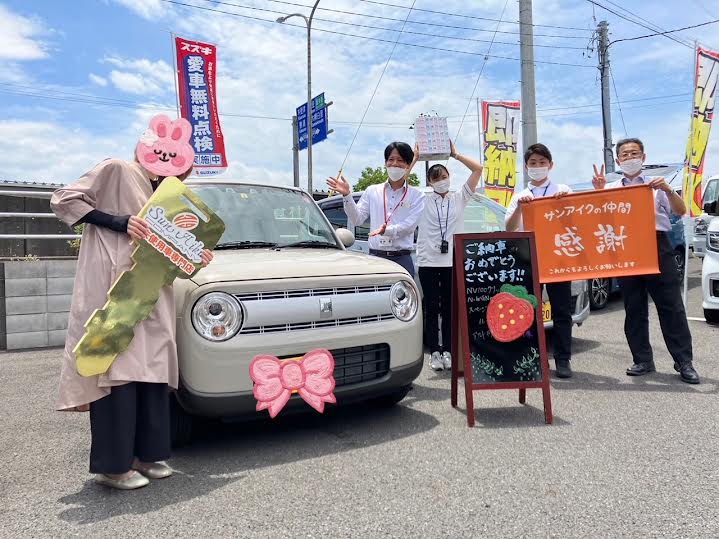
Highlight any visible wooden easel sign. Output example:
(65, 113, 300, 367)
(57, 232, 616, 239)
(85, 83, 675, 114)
(450, 232, 553, 427)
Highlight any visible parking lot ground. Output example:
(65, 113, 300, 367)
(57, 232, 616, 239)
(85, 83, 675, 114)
(2, 258, 718, 538)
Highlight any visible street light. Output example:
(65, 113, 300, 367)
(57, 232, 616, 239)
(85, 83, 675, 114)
(276, 0, 321, 197)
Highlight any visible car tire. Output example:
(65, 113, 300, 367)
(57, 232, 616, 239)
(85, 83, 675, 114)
(170, 394, 193, 448)
(705, 309, 719, 325)
(589, 278, 610, 310)
(370, 385, 412, 408)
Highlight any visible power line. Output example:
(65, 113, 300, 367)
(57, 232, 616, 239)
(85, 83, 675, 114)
(187, 0, 591, 39)
(159, 0, 595, 67)
(585, 0, 693, 48)
(339, 0, 417, 172)
(609, 66, 627, 136)
(612, 18, 719, 45)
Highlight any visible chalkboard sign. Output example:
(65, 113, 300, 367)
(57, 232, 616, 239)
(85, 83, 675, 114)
(450, 232, 553, 427)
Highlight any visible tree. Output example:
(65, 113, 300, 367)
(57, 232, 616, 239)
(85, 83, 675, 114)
(353, 166, 419, 192)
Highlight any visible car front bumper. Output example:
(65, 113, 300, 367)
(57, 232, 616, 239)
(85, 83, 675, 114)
(702, 252, 719, 311)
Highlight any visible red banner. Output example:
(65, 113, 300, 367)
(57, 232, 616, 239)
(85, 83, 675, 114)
(175, 36, 227, 176)
(521, 186, 659, 283)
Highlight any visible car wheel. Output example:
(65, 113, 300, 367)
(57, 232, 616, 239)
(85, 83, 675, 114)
(674, 249, 686, 282)
(370, 385, 412, 408)
(589, 278, 610, 310)
(170, 394, 193, 448)
(705, 309, 719, 325)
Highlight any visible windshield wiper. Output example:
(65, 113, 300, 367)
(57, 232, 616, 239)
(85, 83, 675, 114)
(277, 240, 338, 249)
(215, 241, 278, 250)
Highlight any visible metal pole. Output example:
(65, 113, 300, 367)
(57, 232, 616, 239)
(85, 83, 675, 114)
(292, 115, 300, 188)
(519, 0, 538, 187)
(171, 33, 181, 118)
(683, 42, 699, 308)
(306, 0, 320, 197)
(598, 21, 615, 173)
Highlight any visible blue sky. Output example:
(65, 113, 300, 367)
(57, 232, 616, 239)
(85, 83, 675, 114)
(1, 0, 718, 191)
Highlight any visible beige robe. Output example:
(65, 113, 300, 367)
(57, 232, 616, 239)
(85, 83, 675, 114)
(51, 159, 178, 410)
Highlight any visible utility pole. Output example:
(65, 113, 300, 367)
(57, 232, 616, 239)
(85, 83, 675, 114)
(292, 115, 300, 188)
(519, 0, 538, 187)
(598, 20, 615, 173)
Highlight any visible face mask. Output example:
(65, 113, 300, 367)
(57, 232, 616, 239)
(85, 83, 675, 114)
(433, 179, 450, 194)
(527, 167, 549, 182)
(387, 167, 406, 182)
(621, 158, 643, 176)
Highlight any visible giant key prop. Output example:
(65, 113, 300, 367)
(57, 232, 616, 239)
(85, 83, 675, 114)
(74, 176, 225, 377)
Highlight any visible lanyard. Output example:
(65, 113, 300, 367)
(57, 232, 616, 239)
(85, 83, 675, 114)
(383, 183, 409, 225)
(531, 183, 550, 198)
(434, 197, 450, 241)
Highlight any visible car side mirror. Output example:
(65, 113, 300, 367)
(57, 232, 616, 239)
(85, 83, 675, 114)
(335, 227, 355, 248)
(704, 199, 718, 216)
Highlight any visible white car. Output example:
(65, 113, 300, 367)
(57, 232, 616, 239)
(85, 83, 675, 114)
(702, 201, 719, 324)
(693, 175, 719, 258)
(171, 181, 423, 445)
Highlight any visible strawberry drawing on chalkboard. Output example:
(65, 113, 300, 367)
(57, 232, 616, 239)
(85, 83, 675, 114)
(487, 285, 538, 342)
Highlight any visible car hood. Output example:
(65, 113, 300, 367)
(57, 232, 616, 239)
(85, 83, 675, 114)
(190, 248, 409, 285)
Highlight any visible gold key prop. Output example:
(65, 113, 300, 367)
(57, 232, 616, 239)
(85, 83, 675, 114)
(74, 177, 225, 377)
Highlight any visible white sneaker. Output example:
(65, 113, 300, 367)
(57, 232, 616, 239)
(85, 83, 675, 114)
(442, 351, 452, 370)
(430, 351, 444, 371)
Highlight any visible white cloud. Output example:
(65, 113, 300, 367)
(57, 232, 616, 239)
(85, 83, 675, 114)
(89, 73, 108, 87)
(0, 4, 50, 60)
(109, 70, 163, 95)
(102, 56, 174, 95)
(110, 0, 164, 19)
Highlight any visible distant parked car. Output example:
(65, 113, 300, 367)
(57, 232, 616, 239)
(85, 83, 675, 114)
(692, 175, 719, 258)
(701, 179, 719, 324)
(318, 189, 590, 329)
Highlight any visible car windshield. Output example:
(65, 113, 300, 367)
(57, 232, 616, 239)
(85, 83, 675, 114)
(463, 195, 506, 232)
(190, 184, 339, 249)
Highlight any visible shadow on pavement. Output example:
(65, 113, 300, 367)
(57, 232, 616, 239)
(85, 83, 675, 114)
(452, 402, 569, 429)
(57, 403, 438, 525)
(551, 369, 718, 394)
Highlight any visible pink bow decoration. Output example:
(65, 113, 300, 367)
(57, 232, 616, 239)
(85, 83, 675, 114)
(249, 349, 337, 418)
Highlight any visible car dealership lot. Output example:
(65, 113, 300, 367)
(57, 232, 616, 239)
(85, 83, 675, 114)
(2, 258, 717, 538)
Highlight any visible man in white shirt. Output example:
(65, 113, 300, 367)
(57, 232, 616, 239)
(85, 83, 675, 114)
(327, 142, 425, 275)
(505, 143, 574, 378)
(592, 137, 699, 384)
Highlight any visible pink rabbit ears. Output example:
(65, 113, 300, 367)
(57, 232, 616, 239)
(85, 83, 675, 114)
(135, 114, 196, 178)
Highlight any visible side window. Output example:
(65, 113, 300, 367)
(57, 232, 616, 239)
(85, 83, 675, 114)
(704, 180, 719, 206)
(463, 198, 506, 232)
(355, 224, 369, 241)
(321, 204, 348, 230)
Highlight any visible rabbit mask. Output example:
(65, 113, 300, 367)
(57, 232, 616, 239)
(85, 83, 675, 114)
(135, 114, 195, 177)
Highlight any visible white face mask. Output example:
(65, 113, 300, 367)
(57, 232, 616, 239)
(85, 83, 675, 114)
(527, 167, 549, 182)
(621, 158, 643, 176)
(387, 166, 406, 182)
(433, 179, 450, 194)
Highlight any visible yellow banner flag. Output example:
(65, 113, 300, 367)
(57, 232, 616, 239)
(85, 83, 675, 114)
(482, 100, 520, 207)
(683, 47, 719, 217)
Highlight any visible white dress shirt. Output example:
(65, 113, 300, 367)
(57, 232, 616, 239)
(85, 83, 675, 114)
(505, 180, 572, 231)
(606, 175, 673, 232)
(343, 182, 425, 251)
(417, 180, 475, 267)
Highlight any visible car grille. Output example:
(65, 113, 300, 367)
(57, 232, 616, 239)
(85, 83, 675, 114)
(240, 314, 395, 335)
(281, 344, 390, 387)
(235, 284, 392, 302)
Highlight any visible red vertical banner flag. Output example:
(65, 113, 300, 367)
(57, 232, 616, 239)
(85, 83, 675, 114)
(683, 46, 719, 216)
(175, 36, 228, 177)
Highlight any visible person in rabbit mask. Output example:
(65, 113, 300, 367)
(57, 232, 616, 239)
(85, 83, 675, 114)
(51, 115, 213, 490)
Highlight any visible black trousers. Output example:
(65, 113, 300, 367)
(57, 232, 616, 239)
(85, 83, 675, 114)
(546, 281, 573, 362)
(619, 232, 693, 366)
(373, 252, 415, 276)
(89, 382, 171, 474)
(418, 266, 453, 353)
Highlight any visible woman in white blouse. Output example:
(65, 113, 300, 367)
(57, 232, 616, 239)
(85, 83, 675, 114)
(416, 142, 483, 371)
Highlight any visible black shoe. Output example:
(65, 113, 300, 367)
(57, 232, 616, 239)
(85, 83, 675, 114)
(673, 362, 680, 373)
(678, 363, 700, 384)
(626, 362, 656, 376)
(555, 360, 572, 379)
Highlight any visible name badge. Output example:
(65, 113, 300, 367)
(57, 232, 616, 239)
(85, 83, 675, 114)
(379, 236, 393, 248)
(400, 201, 412, 208)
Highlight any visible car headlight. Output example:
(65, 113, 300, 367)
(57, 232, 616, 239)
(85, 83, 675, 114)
(708, 232, 719, 252)
(695, 218, 708, 235)
(390, 281, 418, 322)
(192, 292, 243, 341)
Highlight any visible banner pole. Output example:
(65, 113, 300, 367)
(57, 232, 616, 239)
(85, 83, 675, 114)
(683, 43, 699, 309)
(171, 32, 180, 118)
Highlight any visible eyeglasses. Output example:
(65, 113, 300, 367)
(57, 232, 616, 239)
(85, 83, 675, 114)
(618, 151, 643, 159)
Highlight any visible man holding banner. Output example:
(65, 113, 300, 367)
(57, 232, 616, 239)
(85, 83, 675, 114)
(506, 143, 574, 379)
(593, 138, 700, 384)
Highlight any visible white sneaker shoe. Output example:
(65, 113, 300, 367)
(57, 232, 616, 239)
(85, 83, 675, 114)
(442, 351, 452, 370)
(430, 351, 444, 371)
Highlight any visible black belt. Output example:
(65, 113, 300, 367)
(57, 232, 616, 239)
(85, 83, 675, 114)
(369, 249, 412, 257)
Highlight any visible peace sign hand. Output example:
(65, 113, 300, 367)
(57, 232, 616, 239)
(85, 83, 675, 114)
(592, 164, 606, 190)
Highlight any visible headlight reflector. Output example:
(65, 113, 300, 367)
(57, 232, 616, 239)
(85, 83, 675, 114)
(695, 218, 708, 235)
(707, 231, 719, 252)
(390, 281, 418, 322)
(192, 292, 243, 341)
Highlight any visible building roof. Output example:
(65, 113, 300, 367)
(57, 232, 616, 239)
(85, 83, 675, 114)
(0, 179, 63, 190)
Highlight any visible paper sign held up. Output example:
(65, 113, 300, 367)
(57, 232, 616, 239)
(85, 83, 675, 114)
(415, 115, 450, 161)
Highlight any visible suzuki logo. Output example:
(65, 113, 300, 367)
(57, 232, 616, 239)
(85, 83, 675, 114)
(319, 298, 333, 318)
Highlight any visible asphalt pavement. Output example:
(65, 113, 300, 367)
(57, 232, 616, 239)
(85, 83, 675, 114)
(2, 258, 718, 538)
